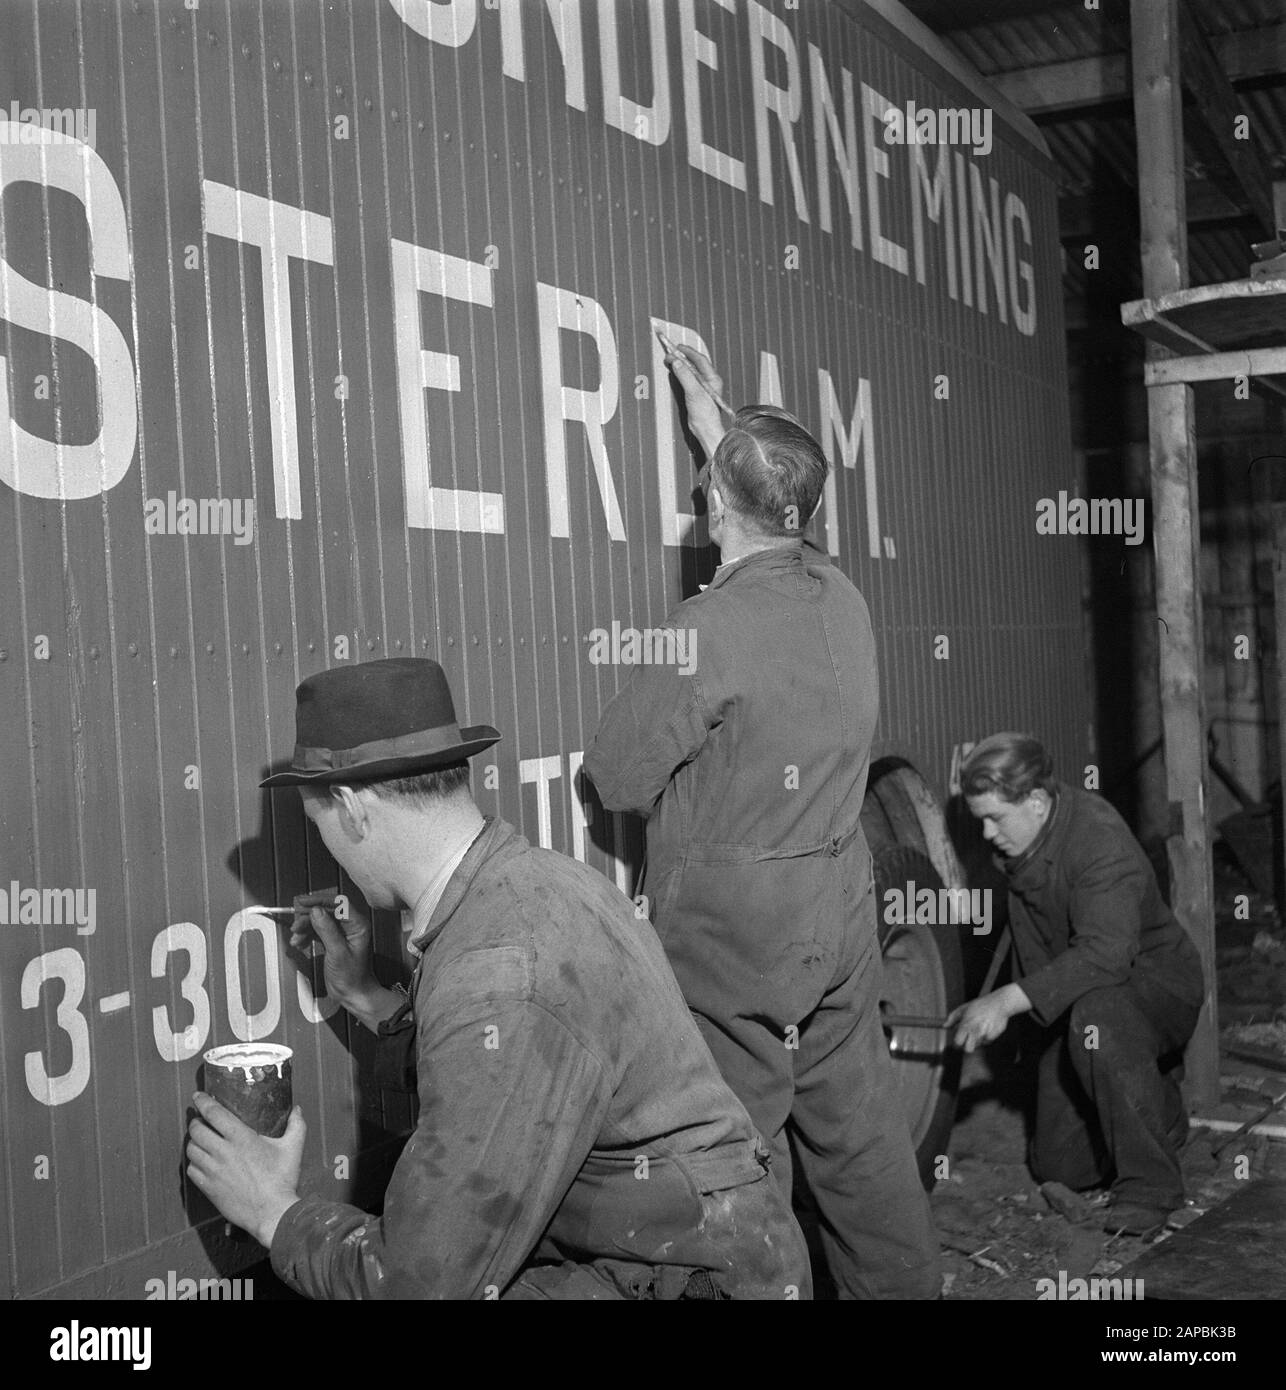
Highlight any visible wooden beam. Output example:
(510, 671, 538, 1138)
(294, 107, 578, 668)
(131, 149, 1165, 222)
(1216, 22, 1286, 84)
(988, 22, 1286, 117)
(1275, 504, 1286, 923)
(900, 0, 1072, 30)
(1121, 276, 1286, 349)
(1130, 0, 1220, 1110)
(1144, 347, 1286, 393)
(1134, 3, 1188, 293)
(990, 53, 1130, 117)
(1176, 0, 1277, 236)
(1059, 181, 1246, 240)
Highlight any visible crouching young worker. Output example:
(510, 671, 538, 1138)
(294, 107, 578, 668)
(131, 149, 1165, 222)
(186, 659, 811, 1299)
(947, 733, 1205, 1239)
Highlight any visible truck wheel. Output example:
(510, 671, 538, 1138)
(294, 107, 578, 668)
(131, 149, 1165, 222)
(862, 758, 969, 1190)
(873, 843, 965, 1189)
(861, 755, 968, 891)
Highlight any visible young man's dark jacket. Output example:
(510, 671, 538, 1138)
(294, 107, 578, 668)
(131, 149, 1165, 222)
(268, 817, 810, 1300)
(1002, 782, 1205, 1026)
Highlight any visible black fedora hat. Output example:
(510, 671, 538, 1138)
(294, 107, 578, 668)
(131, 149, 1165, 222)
(260, 658, 500, 788)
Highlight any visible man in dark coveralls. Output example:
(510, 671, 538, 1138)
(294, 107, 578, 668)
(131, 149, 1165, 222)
(950, 732, 1205, 1238)
(584, 349, 940, 1299)
(185, 658, 811, 1299)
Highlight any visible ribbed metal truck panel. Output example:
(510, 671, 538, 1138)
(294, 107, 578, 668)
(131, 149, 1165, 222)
(0, 0, 1084, 1296)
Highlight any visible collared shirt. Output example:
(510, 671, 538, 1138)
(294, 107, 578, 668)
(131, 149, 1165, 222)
(1002, 782, 1205, 1025)
(583, 538, 880, 1025)
(269, 817, 810, 1299)
(405, 820, 484, 960)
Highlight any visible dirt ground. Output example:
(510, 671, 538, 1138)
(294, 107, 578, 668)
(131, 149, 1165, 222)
(930, 847, 1286, 1300)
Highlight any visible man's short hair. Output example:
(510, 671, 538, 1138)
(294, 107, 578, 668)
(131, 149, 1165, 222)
(710, 405, 829, 538)
(364, 761, 471, 807)
(960, 733, 1055, 803)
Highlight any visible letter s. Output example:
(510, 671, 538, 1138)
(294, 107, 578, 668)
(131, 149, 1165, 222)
(0, 131, 137, 498)
(386, 0, 477, 46)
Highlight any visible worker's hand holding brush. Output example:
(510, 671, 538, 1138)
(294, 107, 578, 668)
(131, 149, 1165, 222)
(657, 331, 733, 461)
(287, 890, 404, 1032)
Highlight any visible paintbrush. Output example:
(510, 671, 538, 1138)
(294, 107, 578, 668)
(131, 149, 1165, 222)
(245, 894, 341, 920)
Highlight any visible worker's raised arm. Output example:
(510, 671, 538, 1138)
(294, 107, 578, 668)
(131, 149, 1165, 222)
(583, 628, 716, 818)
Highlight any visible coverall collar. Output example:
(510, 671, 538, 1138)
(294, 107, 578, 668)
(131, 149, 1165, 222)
(706, 542, 805, 591)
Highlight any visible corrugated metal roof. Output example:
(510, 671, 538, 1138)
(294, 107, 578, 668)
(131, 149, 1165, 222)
(949, 5, 1116, 70)
(1192, 0, 1286, 38)
(904, 0, 1286, 288)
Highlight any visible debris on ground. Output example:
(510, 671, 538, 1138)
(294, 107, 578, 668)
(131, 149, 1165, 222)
(933, 1053, 1286, 1299)
(1251, 932, 1286, 965)
(1039, 1180, 1103, 1225)
(1226, 1020, 1286, 1055)
(1214, 850, 1286, 1027)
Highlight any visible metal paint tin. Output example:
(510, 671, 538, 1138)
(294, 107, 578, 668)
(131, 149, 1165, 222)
(202, 1044, 293, 1139)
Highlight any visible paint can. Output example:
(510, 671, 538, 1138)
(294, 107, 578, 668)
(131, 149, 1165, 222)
(202, 1043, 293, 1137)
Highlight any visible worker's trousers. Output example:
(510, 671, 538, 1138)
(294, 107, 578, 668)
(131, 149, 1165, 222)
(666, 876, 942, 1300)
(1030, 977, 1201, 1210)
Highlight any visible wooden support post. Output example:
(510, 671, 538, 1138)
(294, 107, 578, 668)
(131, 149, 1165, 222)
(1130, 0, 1220, 1108)
(1274, 504, 1286, 920)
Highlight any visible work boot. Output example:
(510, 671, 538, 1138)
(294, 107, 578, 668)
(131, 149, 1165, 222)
(1101, 1201, 1169, 1239)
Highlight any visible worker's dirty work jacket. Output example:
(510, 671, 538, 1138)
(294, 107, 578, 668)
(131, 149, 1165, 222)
(269, 817, 810, 1300)
(1002, 783, 1205, 1026)
(584, 542, 880, 1027)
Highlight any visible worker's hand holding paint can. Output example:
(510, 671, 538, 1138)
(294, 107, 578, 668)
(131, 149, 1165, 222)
(202, 1043, 294, 1138)
(188, 1060, 306, 1247)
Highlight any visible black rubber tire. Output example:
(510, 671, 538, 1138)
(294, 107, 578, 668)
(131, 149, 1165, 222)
(862, 755, 968, 892)
(860, 756, 920, 853)
(873, 843, 966, 1190)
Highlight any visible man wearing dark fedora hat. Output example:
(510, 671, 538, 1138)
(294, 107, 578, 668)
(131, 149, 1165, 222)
(186, 657, 811, 1299)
